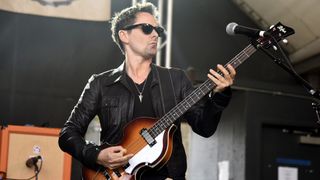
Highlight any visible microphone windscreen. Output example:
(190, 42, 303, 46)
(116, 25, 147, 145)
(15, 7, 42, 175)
(226, 22, 238, 36)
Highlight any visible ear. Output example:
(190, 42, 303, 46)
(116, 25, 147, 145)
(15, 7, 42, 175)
(119, 30, 129, 45)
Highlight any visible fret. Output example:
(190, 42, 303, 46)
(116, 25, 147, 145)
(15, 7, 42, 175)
(194, 91, 201, 99)
(164, 118, 170, 126)
(204, 83, 212, 90)
(235, 56, 240, 63)
(199, 87, 205, 94)
(185, 101, 191, 107)
(190, 96, 196, 103)
(244, 51, 249, 57)
(176, 106, 183, 114)
(181, 103, 187, 111)
(168, 113, 175, 120)
(237, 58, 242, 64)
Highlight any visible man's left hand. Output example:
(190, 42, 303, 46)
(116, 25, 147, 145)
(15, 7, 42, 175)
(207, 64, 236, 93)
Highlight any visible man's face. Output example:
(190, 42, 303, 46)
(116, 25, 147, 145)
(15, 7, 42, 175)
(124, 12, 160, 59)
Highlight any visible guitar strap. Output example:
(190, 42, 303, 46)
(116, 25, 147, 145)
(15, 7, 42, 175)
(155, 66, 184, 178)
(155, 66, 177, 116)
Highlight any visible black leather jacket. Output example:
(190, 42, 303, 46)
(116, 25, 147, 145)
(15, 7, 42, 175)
(58, 62, 231, 178)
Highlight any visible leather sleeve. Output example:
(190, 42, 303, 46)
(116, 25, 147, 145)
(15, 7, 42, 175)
(58, 75, 102, 169)
(180, 70, 232, 137)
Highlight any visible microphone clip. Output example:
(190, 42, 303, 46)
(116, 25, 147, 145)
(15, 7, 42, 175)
(26, 155, 42, 168)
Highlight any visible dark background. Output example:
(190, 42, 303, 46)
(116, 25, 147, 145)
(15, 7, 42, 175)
(0, 0, 306, 127)
(0, 0, 318, 179)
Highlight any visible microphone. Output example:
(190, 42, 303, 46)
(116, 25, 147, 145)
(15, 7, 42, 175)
(226, 22, 269, 37)
(26, 156, 42, 168)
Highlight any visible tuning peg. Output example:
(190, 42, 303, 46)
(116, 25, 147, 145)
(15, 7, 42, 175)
(272, 45, 278, 51)
(282, 39, 288, 44)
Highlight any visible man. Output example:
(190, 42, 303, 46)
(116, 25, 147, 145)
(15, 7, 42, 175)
(59, 2, 236, 180)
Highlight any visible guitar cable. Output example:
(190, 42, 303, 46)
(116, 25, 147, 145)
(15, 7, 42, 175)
(1, 160, 42, 180)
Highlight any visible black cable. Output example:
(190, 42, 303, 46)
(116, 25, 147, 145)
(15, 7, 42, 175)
(3, 159, 42, 180)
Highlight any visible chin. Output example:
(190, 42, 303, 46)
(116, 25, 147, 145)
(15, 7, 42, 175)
(144, 54, 156, 60)
(144, 52, 157, 59)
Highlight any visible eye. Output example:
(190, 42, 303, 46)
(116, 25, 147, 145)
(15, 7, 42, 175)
(142, 24, 153, 34)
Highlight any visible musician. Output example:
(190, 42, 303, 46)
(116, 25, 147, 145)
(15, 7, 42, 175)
(59, 2, 236, 180)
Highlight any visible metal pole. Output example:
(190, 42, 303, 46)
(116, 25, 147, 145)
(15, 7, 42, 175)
(165, 0, 173, 68)
(132, 0, 137, 5)
(156, 0, 164, 66)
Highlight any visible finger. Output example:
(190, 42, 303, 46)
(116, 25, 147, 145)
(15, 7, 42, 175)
(102, 146, 126, 162)
(208, 71, 232, 93)
(109, 146, 125, 152)
(209, 69, 228, 85)
(109, 146, 128, 157)
(124, 153, 134, 159)
(217, 64, 232, 82)
(108, 154, 134, 168)
(109, 159, 131, 169)
(109, 161, 125, 169)
(207, 73, 224, 87)
(226, 64, 236, 79)
(209, 68, 224, 80)
(217, 64, 229, 76)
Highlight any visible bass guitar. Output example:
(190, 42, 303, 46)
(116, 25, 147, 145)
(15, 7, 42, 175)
(83, 22, 294, 180)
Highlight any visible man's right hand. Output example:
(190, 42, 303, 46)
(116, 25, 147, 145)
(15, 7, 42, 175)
(96, 146, 134, 169)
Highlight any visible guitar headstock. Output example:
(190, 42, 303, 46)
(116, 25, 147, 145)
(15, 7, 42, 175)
(253, 22, 295, 49)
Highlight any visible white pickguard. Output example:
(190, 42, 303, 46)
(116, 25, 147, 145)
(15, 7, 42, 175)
(125, 131, 165, 174)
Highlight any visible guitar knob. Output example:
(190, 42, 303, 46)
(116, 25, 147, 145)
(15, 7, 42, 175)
(282, 39, 288, 44)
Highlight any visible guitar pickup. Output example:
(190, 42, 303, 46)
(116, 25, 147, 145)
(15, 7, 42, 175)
(140, 128, 156, 147)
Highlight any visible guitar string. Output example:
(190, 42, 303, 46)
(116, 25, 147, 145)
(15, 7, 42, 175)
(149, 45, 256, 138)
(146, 45, 256, 138)
(120, 44, 257, 157)
(149, 44, 256, 136)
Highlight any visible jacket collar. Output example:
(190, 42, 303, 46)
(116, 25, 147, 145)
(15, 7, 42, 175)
(109, 61, 160, 87)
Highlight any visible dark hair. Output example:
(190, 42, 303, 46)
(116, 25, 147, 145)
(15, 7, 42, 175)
(110, 2, 158, 54)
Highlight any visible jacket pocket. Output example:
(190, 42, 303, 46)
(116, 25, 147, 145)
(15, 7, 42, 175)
(103, 96, 121, 126)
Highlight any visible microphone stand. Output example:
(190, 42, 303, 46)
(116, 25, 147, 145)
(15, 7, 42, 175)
(255, 42, 320, 124)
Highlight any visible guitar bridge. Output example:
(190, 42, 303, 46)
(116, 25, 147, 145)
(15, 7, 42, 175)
(140, 128, 156, 147)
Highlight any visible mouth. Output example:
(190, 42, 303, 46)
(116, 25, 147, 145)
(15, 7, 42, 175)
(150, 41, 157, 45)
(149, 42, 158, 48)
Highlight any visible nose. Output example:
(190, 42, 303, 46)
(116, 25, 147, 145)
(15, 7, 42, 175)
(151, 28, 159, 37)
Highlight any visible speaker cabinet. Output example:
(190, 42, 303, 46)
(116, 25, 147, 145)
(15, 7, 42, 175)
(0, 125, 71, 180)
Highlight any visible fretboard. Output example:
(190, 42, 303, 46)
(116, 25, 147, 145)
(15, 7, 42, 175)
(149, 44, 257, 138)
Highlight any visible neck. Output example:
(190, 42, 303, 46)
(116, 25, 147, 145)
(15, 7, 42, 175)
(125, 56, 152, 84)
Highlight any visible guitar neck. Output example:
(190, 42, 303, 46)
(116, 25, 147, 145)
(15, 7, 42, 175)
(149, 44, 257, 138)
